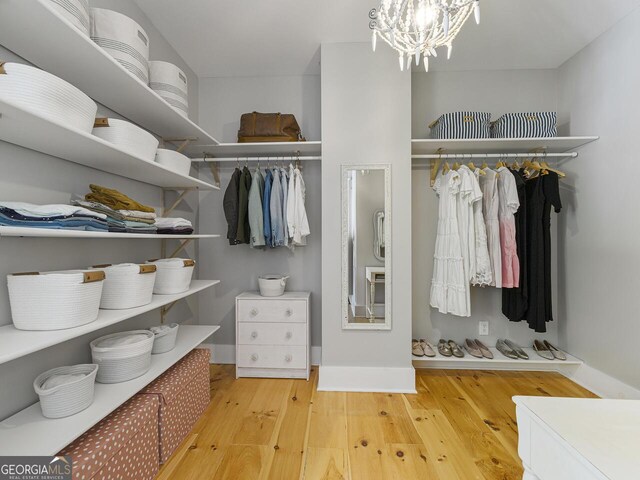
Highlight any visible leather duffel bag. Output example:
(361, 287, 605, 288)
(238, 112, 305, 142)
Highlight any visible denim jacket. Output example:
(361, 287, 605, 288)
(270, 168, 285, 247)
(262, 169, 273, 247)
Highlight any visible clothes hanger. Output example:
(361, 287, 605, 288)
(442, 161, 451, 174)
(452, 161, 460, 170)
(468, 161, 476, 170)
(540, 160, 566, 178)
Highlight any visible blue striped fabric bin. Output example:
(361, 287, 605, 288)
(491, 112, 557, 138)
(429, 112, 492, 139)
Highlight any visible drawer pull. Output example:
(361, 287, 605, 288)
(251, 354, 259, 362)
(251, 331, 258, 339)
(285, 354, 292, 363)
(285, 331, 293, 340)
(285, 308, 293, 317)
(250, 308, 259, 317)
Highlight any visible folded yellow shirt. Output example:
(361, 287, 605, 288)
(85, 184, 155, 213)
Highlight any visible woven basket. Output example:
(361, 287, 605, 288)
(92, 118, 159, 162)
(34, 364, 98, 418)
(91, 330, 154, 383)
(149, 61, 189, 117)
(49, 0, 91, 37)
(150, 323, 179, 354)
(146, 258, 195, 295)
(92, 263, 156, 310)
(91, 8, 150, 84)
(0, 62, 98, 133)
(7, 269, 105, 330)
(155, 149, 191, 176)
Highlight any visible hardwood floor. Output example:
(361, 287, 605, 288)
(158, 366, 596, 480)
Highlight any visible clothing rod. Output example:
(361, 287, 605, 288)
(411, 152, 578, 160)
(192, 156, 322, 162)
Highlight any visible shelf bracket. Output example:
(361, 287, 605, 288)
(208, 161, 221, 189)
(160, 300, 179, 324)
(162, 137, 197, 153)
(168, 239, 193, 258)
(162, 188, 197, 218)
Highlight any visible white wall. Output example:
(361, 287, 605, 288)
(557, 7, 640, 390)
(197, 74, 322, 352)
(411, 70, 563, 348)
(319, 43, 414, 392)
(0, 2, 200, 420)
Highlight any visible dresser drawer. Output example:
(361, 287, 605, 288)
(237, 299, 307, 323)
(236, 345, 307, 369)
(238, 322, 306, 346)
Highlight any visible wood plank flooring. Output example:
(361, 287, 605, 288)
(158, 366, 596, 480)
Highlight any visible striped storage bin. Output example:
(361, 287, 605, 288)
(48, 0, 91, 37)
(149, 61, 189, 118)
(429, 112, 491, 139)
(491, 112, 557, 138)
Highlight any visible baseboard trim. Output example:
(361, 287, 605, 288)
(565, 363, 640, 399)
(202, 344, 322, 366)
(317, 365, 417, 393)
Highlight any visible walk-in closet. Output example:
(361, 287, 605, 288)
(0, 1, 638, 479)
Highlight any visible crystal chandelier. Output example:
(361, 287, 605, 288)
(369, 0, 480, 71)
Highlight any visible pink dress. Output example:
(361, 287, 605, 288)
(496, 166, 520, 288)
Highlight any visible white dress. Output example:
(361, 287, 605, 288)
(430, 170, 467, 316)
(479, 168, 502, 287)
(472, 169, 493, 286)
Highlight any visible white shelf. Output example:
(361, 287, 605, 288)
(0, 280, 220, 365)
(0, 0, 219, 145)
(413, 347, 583, 374)
(0, 99, 218, 190)
(189, 141, 322, 159)
(0, 324, 219, 456)
(411, 136, 599, 156)
(0, 227, 220, 240)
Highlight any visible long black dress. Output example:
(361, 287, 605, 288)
(523, 172, 562, 332)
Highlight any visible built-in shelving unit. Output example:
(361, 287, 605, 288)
(0, 324, 219, 456)
(413, 347, 583, 374)
(0, 227, 219, 240)
(0, 280, 220, 365)
(0, 99, 218, 190)
(0, 0, 219, 146)
(188, 141, 322, 160)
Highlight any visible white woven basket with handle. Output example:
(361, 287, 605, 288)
(91, 263, 156, 309)
(92, 117, 159, 162)
(150, 323, 179, 354)
(146, 258, 195, 294)
(34, 363, 98, 418)
(91, 330, 154, 383)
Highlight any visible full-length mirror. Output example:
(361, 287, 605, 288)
(342, 164, 391, 330)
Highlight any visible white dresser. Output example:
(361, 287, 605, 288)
(515, 396, 640, 480)
(235, 291, 311, 380)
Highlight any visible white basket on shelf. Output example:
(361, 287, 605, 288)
(149, 323, 179, 354)
(7, 269, 105, 331)
(0, 62, 98, 133)
(92, 117, 159, 162)
(149, 61, 189, 117)
(146, 258, 195, 294)
(34, 364, 98, 418)
(155, 149, 191, 176)
(90, 8, 150, 84)
(48, 0, 91, 36)
(91, 263, 156, 310)
(90, 330, 154, 383)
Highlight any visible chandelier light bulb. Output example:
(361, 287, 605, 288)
(399, 53, 404, 71)
(447, 43, 453, 59)
(415, 4, 436, 29)
(424, 55, 429, 72)
(372, 31, 377, 52)
(415, 47, 421, 65)
(443, 11, 450, 36)
(406, 54, 412, 70)
(474, 0, 480, 24)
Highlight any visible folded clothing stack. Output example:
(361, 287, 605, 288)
(72, 199, 127, 232)
(0, 202, 108, 231)
(83, 184, 157, 234)
(154, 217, 193, 235)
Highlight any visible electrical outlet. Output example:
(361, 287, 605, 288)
(478, 321, 489, 336)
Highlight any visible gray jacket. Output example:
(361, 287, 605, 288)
(248, 168, 265, 247)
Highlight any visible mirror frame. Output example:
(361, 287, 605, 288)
(341, 164, 392, 330)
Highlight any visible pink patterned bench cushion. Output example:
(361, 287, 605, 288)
(139, 348, 211, 463)
(59, 395, 159, 480)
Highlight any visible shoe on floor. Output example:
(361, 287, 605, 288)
(438, 339, 453, 357)
(412, 339, 425, 357)
(474, 339, 494, 359)
(464, 339, 483, 358)
(543, 340, 566, 360)
(419, 339, 436, 358)
(448, 340, 465, 358)
(533, 340, 555, 360)
(496, 339, 519, 359)
(504, 339, 529, 360)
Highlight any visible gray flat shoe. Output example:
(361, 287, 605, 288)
(412, 339, 424, 357)
(533, 340, 555, 360)
(505, 339, 529, 360)
(448, 340, 464, 358)
(544, 340, 566, 360)
(474, 339, 494, 359)
(464, 339, 482, 358)
(437, 339, 452, 357)
(496, 339, 519, 359)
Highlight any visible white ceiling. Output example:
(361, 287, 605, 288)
(135, 0, 640, 78)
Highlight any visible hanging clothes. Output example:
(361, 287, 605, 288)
(248, 167, 265, 247)
(523, 171, 562, 333)
(496, 166, 520, 288)
(223, 167, 242, 245)
(430, 170, 467, 316)
(287, 164, 310, 246)
(472, 169, 493, 286)
(479, 168, 502, 287)
(270, 168, 285, 247)
(502, 168, 528, 321)
(280, 166, 289, 247)
(236, 166, 252, 244)
(262, 168, 273, 247)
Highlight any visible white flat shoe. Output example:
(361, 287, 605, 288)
(412, 339, 424, 357)
(419, 339, 436, 358)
